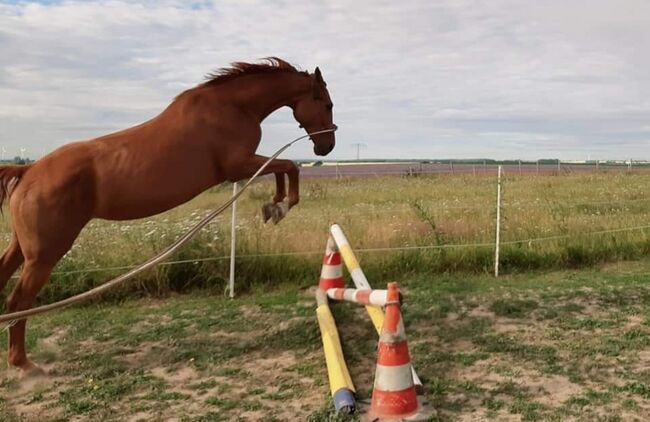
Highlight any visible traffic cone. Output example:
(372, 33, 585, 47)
(369, 282, 419, 420)
(319, 236, 345, 290)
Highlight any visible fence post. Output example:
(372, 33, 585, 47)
(557, 159, 561, 175)
(229, 182, 238, 298)
(336, 162, 340, 179)
(494, 166, 502, 278)
(536, 160, 539, 174)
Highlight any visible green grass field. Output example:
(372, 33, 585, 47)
(1, 170, 650, 420)
(3, 259, 650, 420)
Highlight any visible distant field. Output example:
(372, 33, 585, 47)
(299, 162, 645, 177)
(1, 169, 650, 302)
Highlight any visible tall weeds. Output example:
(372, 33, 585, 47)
(1, 171, 649, 303)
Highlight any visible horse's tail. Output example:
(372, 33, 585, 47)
(0, 165, 32, 210)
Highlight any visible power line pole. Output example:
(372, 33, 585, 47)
(351, 143, 367, 161)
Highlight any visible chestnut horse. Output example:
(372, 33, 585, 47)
(0, 58, 336, 374)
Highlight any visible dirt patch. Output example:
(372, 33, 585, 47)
(151, 365, 200, 385)
(524, 374, 584, 406)
(1, 366, 68, 422)
(468, 305, 494, 319)
(240, 304, 264, 320)
(492, 319, 525, 334)
(117, 341, 163, 368)
(453, 356, 508, 386)
(0, 329, 75, 421)
(623, 314, 644, 330)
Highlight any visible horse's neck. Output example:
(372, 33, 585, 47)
(217, 73, 311, 122)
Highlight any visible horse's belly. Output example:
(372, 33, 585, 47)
(93, 165, 220, 220)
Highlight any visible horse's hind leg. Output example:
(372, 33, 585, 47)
(5, 260, 55, 374)
(0, 235, 24, 293)
(6, 199, 87, 374)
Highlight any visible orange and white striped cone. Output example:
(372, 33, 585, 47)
(369, 282, 420, 421)
(319, 236, 345, 290)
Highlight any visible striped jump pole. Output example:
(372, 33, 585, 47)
(327, 287, 397, 308)
(329, 223, 423, 392)
(315, 288, 356, 413)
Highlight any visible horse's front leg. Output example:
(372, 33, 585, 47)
(232, 155, 299, 224)
(273, 172, 286, 204)
(262, 159, 299, 224)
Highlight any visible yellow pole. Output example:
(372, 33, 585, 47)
(315, 288, 356, 412)
(329, 223, 423, 392)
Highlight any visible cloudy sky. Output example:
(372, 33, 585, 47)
(1, 0, 649, 161)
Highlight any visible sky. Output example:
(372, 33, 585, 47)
(0, 0, 649, 161)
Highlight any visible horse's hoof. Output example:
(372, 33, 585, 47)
(271, 202, 289, 225)
(262, 202, 275, 223)
(19, 362, 47, 378)
(262, 202, 289, 224)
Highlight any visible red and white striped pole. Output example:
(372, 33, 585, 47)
(326, 288, 397, 308)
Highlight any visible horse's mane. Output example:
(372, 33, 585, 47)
(203, 57, 306, 86)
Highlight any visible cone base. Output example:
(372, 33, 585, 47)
(361, 397, 434, 421)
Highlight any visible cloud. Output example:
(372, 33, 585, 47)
(0, 0, 649, 160)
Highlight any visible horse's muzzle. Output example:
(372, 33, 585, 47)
(314, 141, 335, 156)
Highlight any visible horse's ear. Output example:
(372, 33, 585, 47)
(313, 67, 324, 99)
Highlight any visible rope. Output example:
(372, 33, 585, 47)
(0, 128, 336, 325)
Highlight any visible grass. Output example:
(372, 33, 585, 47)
(2, 259, 650, 419)
(1, 171, 650, 304)
(2, 170, 650, 419)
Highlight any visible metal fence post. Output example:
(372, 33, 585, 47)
(229, 182, 238, 298)
(494, 166, 502, 278)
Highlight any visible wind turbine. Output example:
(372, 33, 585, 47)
(20, 147, 26, 161)
(1, 147, 5, 162)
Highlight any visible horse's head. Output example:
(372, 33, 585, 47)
(293, 67, 336, 156)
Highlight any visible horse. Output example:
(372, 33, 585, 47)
(0, 57, 336, 375)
